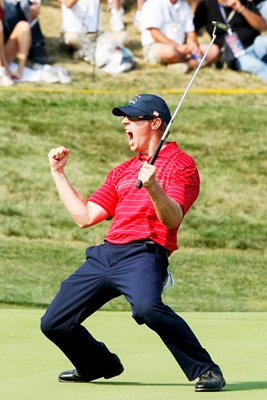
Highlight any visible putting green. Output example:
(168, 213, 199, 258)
(1, 308, 266, 400)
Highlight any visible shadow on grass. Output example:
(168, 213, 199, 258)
(93, 381, 191, 387)
(225, 381, 267, 391)
(93, 381, 267, 391)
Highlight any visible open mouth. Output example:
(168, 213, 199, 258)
(126, 130, 134, 144)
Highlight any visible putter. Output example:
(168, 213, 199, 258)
(136, 21, 230, 189)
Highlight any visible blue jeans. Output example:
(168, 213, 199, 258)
(235, 36, 267, 83)
(41, 240, 218, 381)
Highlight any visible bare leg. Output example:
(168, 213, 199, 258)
(136, 0, 145, 11)
(156, 42, 220, 73)
(5, 21, 31, 79)
(0, 21, 14, 85)
(112, 0, 122, 12)
(158, 44, 188, 64)
(0, 20, 7, 67)
(199, 43, 221, 66)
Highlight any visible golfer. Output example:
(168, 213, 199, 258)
(41, 94, 226, 392)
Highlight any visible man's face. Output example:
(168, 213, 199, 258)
(122, 116, 155, 156)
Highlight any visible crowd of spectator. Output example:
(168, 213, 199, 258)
(0, 0, 267, 85)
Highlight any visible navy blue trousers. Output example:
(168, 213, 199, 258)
(41, 240, 217, 381)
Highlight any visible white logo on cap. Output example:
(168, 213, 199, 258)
(153, 111, 159, 116)
(129, 95, 141, 105)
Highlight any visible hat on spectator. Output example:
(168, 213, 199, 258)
(112, 94, 171, 124)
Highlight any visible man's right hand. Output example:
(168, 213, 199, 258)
(28, 2, 41, 22)
(48, 146, 70, 172)
(175, 43, 190, 55)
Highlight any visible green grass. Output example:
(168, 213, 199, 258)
(1, 308, 267, 400)
(0, 5, 266, 311)
(1, 238, 266, 311)
(0, 90, 266, 310)
(1, 5, 266, 399)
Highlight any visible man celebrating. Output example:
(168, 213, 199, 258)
(41, 94, 226, 392)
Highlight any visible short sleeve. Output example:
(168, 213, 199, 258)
(88, 171, 118, 217)
(167, 159, 200, 215)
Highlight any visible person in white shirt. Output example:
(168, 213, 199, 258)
(60, 0, 101, 51)
(141, 0, 216, 72)
(59, 0, 132, 72)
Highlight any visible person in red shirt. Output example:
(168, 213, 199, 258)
(41, 94, 226, 392)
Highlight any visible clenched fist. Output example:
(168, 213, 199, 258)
(48, 146, 70, 172)
(138, 161, 157, 188)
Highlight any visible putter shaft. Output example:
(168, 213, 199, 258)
(136, 23, 220, 189)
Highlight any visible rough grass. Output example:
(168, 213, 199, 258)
(0, 91, 266, 310)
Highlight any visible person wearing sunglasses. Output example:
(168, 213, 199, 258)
(41, 93, 226, 392)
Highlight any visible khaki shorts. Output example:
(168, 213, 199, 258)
(62, 32, 82, 50)
(143, 43, 162, 64)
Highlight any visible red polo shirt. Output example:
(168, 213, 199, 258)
(89, 142, 200, 253)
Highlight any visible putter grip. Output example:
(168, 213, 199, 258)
(135, 140, 164, 190)
(136, 179, 143, 189)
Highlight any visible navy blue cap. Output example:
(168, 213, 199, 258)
(112, 94, 171, 124)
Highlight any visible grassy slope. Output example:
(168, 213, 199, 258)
(0, 91, 266, 310)
(0, 2, 266, 310)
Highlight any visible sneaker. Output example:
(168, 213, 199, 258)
(58, 353, 124, 383)
(55, 67, 72, 84)
(195, 368, 226, 392)
(110, 9, 125, 32)
(39, 65, 60, 83)
(0, 66, 14, 86)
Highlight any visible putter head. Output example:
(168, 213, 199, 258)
(212, 21, 231, 35)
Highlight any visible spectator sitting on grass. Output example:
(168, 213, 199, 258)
(59, 0, 101, 54)
(3, 0, 50, 64)
(140, 0, 217, 74)
(0, 0, 31, 85)
(188, 0, 267, 22)
(194, 0, 267, 83)
(59, 0, 134, 73)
